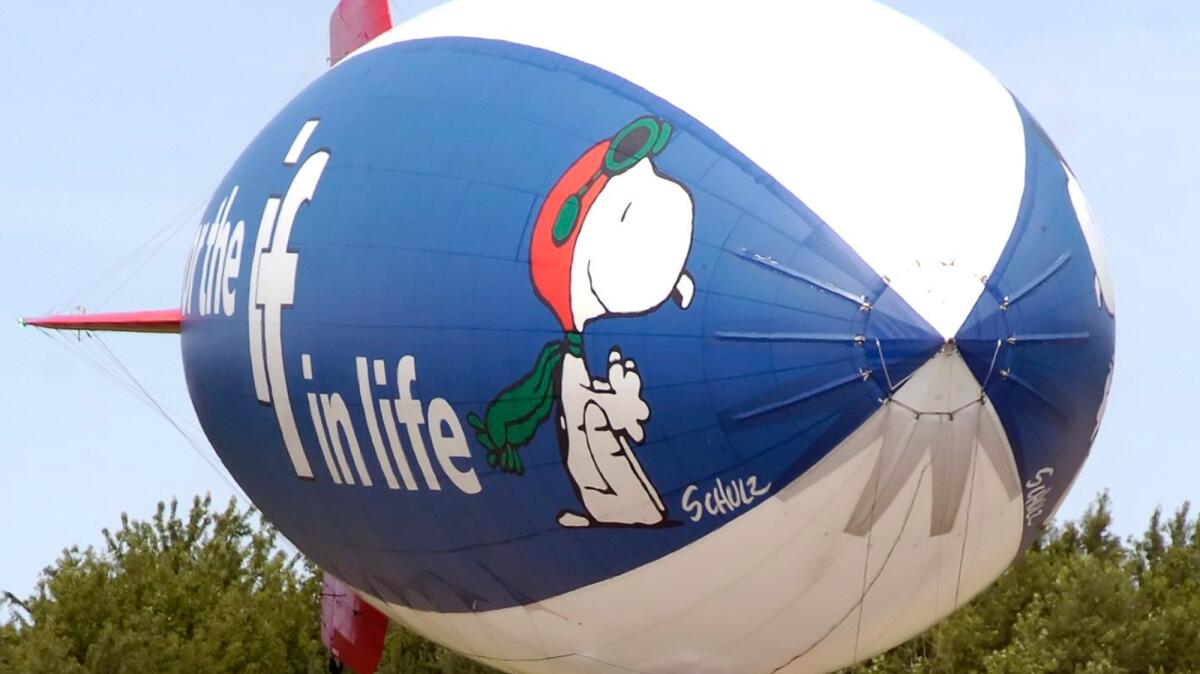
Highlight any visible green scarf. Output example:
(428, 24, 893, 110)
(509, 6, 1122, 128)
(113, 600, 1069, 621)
(467, 332, 583, 475)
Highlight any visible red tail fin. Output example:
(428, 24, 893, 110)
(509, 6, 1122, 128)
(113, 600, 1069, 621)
(330, 0, 393, 66)
(21, 309, 182, 334)
(321, 575, 389, 674)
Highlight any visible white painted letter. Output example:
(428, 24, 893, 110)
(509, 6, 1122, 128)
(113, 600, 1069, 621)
(357, 357, 399, 489)
(320, 392, 371, 487)
(395, 356, 440, 490)
(222, 221, 244, 316)
(427, 398, 481, 495)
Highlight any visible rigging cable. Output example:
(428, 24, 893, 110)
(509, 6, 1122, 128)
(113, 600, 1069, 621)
(35, 328, 302, 558)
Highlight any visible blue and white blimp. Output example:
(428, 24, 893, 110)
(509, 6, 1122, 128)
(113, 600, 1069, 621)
(25, 0, 1116, 672)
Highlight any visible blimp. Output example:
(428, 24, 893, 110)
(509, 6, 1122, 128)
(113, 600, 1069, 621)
(23, 0, 1116, 672)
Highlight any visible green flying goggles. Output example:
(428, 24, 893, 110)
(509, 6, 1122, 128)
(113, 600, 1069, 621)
(552, 117, 674, 245)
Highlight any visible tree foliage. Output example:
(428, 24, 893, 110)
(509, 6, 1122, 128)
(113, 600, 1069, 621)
(0, 496, 326, 674)
(0, 495, 492, 674)
(4, 493, 1200, 673)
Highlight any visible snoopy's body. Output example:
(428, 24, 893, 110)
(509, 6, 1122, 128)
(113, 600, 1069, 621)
(554, 154, 694, 527)
(555, 350, 664, 527)
(472, 118, 695, 528)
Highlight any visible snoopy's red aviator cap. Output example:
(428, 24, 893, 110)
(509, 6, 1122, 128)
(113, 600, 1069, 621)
(529, 117, 673, 331)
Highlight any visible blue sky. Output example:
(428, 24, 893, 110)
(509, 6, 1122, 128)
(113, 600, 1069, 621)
(2, 1, 1197, 605)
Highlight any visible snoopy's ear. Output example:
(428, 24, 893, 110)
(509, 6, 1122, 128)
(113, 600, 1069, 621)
(672, 271, 695, 309)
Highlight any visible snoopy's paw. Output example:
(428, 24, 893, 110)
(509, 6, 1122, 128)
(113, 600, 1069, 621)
(557, 511, 592, 528)
(486, 446, 525, 475)
(603, 348, 650, 443)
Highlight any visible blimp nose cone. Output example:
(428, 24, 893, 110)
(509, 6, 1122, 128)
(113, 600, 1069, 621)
(705, 247, 943, 426)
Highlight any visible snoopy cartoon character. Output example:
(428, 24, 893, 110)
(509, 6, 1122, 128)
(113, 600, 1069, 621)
(468, 117, 695, 528)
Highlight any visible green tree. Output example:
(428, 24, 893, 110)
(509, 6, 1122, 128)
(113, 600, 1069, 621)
(0, 495, 498, 674)
(6, 493, 1200, 674)
(0, 495, 327, 674)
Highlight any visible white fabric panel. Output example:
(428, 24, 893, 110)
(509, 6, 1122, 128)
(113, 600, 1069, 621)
(360, 350, 1024, 674)
(349, 0, 1027, 338)
(1065, 165, 1116, 316)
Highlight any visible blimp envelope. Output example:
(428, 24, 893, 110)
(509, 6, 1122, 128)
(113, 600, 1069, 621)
(174, 0, 1116, 672)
